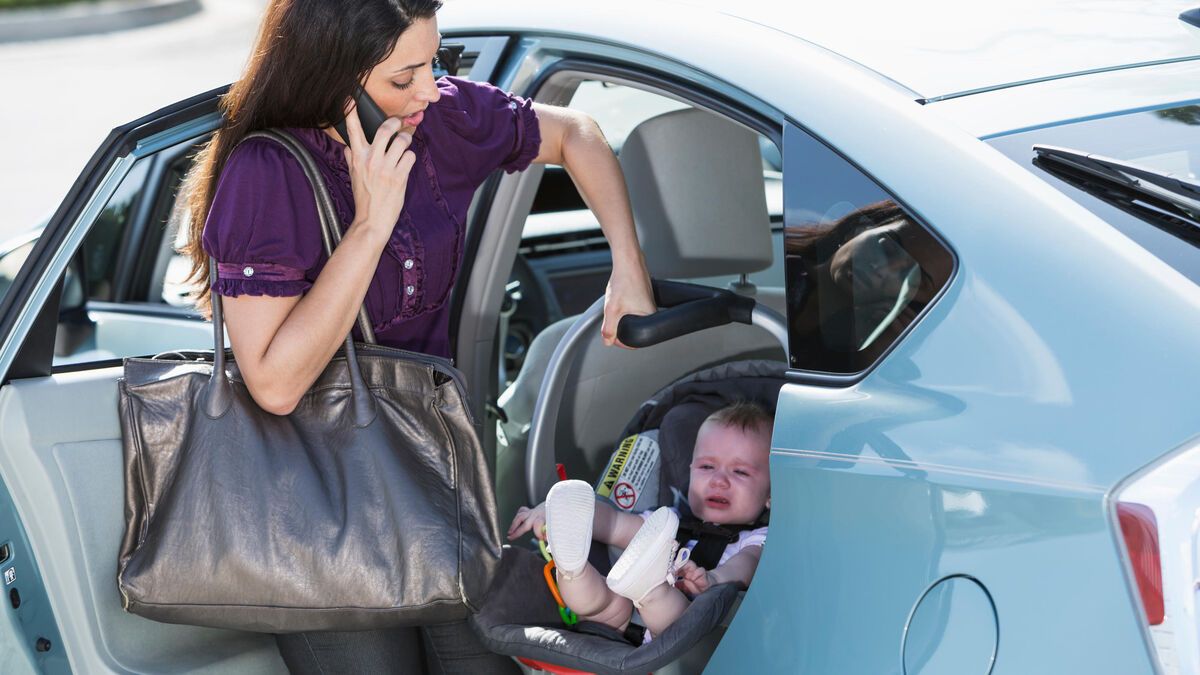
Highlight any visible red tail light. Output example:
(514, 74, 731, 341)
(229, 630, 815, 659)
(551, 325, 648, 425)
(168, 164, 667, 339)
(1117, 502, 1164, 625)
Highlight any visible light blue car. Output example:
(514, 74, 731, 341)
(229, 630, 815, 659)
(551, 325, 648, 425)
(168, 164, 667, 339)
(1, 1, 1198, 673)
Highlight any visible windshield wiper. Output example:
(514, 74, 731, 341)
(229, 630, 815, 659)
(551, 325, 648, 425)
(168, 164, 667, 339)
(1033, 144, 1200, 220)
(1032, 144, 1200, 245)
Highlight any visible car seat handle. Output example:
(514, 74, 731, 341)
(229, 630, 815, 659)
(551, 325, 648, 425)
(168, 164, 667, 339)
(527, 297, 606, 504)
(616, 279, 757, 348)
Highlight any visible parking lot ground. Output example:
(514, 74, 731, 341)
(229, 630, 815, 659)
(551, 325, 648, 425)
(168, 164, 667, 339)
(0, 0, 266, 240)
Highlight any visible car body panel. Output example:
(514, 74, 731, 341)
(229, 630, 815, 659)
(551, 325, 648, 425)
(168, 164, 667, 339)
(446, 0, 1200, 101)
(705, 0, 1200, 101)
(930, 59, 1200, 139)
(710, 451, 1155, 673)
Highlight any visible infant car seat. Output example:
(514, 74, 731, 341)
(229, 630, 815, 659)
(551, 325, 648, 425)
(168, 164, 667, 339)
(472, 357, 787, 675)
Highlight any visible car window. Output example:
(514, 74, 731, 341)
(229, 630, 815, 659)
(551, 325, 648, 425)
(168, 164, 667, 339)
(160, 200, 197, 307)
(986, 103, 1200, 286)
(79, 159, 152, 302)
(54, 140, 212, 367)
(782, 123, 954, 375)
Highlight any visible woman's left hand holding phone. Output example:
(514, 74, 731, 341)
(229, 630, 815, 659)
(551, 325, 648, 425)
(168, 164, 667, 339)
(221, 105, 416, 417)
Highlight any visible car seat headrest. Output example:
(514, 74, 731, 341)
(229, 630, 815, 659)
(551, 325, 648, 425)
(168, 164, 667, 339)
(600, 360, 789, 511)
(619, 108, 773, 279)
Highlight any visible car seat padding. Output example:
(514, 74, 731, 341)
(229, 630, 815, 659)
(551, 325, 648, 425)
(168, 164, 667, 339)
(477, 361, 787, 673)
(614, 360, 789, 507)
(472, 547, 740, 675)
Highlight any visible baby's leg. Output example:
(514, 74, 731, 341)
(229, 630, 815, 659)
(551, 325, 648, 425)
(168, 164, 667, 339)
(631, 582, 690, 635)
(557, 565, 633, 630)
(606, 507, 690, 635)
(546, 480, 632, 630)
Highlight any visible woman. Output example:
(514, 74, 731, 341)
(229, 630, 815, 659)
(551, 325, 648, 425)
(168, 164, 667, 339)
(181, 0, 656, 671)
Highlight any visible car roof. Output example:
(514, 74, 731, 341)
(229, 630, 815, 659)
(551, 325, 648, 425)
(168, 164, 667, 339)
(451, 0, 1200, 102)
(673, 0, 1200, 101)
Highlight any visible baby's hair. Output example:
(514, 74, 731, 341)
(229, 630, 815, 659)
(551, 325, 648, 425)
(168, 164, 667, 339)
(705, 400, 774, 434)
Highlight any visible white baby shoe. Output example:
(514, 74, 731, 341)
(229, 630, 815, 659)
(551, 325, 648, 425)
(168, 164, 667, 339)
(606, 506, 682, 607)
(545, 479, 596, 578)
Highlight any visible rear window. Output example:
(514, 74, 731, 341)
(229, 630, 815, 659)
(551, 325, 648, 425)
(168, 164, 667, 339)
(987, 103, 1200, 285)
(783, 124, 954, 375)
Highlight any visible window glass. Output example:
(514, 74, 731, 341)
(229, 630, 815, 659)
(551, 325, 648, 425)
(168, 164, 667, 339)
(0, 235, 38, 305)
(79, 159, 151, 301)
(986, 103, 1200, 285)
(161, 200, 196, 307)
(54, 147, 213, 367)
(569, 81, 690, 154)
(783, 123, 953, 374)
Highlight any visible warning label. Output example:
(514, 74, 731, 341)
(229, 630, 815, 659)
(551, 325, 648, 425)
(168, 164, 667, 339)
(595, 431, 661, 512)
(613, 481, 637, 509)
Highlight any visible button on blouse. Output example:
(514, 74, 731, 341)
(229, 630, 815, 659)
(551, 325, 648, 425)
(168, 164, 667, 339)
(201, 77, 541, 358)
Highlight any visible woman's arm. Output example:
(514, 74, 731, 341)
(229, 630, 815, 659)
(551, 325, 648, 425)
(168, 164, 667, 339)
(222, 225, 389, 415)
(221, 112, 416, 415)
(531, 104, 656, 347)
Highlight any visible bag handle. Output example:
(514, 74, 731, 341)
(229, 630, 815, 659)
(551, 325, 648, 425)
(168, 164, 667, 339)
(204, 129, 377, 426)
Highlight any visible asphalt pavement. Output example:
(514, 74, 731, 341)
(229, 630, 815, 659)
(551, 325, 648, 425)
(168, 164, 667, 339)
(0, 0, 267, 240)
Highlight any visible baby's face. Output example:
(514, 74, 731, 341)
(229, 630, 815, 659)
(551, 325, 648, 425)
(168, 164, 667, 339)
(687, 420, 771, 525)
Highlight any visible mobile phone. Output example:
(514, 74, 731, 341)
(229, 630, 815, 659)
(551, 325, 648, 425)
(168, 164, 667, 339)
(334, 86, 388, 146)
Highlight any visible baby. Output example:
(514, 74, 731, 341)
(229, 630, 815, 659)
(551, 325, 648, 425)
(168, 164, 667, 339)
(507, 401, 772, 639)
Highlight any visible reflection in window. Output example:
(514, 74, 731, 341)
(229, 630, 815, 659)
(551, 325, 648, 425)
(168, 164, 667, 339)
(784, 125, 953, 374)
(987, 102, 1200, 285)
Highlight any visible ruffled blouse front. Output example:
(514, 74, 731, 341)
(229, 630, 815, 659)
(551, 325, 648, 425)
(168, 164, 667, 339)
(201, 76, 541, 358)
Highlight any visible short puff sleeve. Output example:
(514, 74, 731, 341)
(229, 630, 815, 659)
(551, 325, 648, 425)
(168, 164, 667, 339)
(434, 76, 541, 187)
(201, 138, 324, 297)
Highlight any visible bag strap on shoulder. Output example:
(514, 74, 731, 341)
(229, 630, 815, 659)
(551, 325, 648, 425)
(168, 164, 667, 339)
(204, 129, 378, 426)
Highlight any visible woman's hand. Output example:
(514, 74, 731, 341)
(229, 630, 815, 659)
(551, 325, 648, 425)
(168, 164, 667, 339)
(506, 503, 548, 541)
(342, 104, 417, 234)
(674, 560, 714, 596)
(601, 255, 656, 348)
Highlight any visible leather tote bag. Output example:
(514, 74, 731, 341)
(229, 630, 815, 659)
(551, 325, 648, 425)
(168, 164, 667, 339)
(116, 129, 501, 633)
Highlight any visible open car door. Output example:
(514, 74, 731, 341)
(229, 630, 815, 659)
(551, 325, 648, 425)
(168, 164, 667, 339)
(0, 88, 295, 674)
(0, 33, 519, 673)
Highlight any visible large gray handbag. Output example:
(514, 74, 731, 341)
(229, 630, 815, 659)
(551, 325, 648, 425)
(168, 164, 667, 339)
(116, 129, 501, 633)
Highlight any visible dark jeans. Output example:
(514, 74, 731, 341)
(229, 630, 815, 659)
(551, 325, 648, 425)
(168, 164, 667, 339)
(275, 620, 520, 675)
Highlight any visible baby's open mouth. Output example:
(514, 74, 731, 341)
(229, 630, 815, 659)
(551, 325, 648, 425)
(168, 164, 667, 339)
(705, 496, 730, 508)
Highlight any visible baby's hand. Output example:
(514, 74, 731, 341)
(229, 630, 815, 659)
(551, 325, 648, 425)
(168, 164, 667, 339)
(507, 503, 548, 541)
(674, 560, 713, 596)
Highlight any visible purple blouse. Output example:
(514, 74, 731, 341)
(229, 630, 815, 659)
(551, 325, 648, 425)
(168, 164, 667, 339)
(201, 77, 541, 358)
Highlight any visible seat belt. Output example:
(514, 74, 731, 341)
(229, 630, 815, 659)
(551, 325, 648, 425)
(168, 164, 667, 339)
(674, 504, 768, 570)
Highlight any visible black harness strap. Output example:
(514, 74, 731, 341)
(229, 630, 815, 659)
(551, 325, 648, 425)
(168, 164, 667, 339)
(675, 515, 760, 570)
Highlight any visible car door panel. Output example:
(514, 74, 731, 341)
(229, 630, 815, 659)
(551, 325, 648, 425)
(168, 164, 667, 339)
(0, 367, 287, 673)
(0, 464, 66, 674)
(0, 89, 291, 671)
(55, 308, 213, 367)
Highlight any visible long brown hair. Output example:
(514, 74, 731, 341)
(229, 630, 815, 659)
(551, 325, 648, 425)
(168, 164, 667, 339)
(180, 0, 441, 315)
